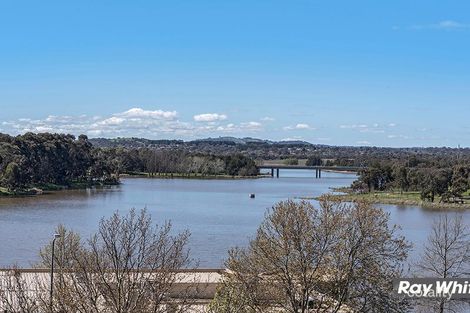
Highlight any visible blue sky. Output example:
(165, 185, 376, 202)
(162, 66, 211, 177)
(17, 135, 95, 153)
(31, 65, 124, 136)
(1, 0, 469, 147)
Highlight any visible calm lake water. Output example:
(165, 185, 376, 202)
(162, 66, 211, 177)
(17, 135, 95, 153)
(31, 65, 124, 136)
(0, 170, 468, 267)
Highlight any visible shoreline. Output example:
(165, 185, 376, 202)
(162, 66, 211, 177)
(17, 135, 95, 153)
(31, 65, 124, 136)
(0, 173, 269, 198)
(318, 188, 470, 210)
(121, 172, 269, 180)
(0, 181, 119, 198)
(323, 169, 357, 174)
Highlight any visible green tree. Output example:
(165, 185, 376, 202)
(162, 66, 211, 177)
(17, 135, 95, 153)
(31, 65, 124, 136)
(283, 158, 299, 166)
(306, 156, 322, 166)
(3, 162, 20, 191)
(224, 154, 258, 176)
(419, 169, 451, 203)
(354, 163, 393, 192)
(450, 166, 469, 198)
(393, 165, 409, 193)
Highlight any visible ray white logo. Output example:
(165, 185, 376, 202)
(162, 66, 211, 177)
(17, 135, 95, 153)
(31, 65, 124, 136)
(394, 278, 470, 300)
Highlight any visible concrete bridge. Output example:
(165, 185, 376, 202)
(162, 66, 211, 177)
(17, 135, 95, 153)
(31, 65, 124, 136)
(258, 165, 364, 178)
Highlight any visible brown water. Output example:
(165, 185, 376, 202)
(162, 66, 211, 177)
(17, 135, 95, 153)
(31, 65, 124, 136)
(0, 170, 467, 267)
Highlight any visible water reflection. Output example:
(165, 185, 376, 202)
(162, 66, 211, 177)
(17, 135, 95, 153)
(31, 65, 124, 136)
(0, 170, 468, 268)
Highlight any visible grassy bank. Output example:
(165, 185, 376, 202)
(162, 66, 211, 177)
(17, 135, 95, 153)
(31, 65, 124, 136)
(0, 180, 120, 197)
(320, 188, 470, 210)
(122, 172, 269, 180)
(0, 187, 37, 196)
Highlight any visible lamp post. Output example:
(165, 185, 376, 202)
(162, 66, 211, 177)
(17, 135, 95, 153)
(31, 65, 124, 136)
(50, 233, 61, 311)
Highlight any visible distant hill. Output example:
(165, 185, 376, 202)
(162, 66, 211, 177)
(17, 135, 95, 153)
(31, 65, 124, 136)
(193, 136, 271, 145)
(89, 137, 184, 148)
(89, 136, 313, 148)
(88, 136, 470, 164)
(191, 136, 312, 146)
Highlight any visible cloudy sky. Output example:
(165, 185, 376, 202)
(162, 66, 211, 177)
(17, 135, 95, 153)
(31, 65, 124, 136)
(1, 1, 470, 147)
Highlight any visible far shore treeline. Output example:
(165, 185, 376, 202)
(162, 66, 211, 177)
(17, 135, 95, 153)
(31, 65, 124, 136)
(351, 157, 470, 205)
(0, 132, 258, 195)
(0, 133, 115, 194)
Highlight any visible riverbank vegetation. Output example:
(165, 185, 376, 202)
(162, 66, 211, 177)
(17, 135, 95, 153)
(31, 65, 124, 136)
(102, 148, 258, 177)
(0, 133, 260, 196)
(0, 133, 118, 195)
(329, 189, 470, 210)
(348, 161, 470, 207)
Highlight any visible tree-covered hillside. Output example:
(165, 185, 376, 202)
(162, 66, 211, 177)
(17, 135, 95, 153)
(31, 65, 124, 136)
(0, 133, 259, 194)
(0, 133, 116, 193)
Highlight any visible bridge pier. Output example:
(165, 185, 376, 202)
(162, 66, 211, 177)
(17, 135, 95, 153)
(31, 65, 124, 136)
(258, 165, 362, 178)
(315, 168, 322, 179)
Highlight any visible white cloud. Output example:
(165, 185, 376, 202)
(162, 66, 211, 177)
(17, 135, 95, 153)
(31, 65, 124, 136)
(208, 121, 263, 133)
(387, 134, 410, 139)
(118, 108, 177, 120)
(339, 124, 377, 133)
(193, 113, 227, 122)
(435, 20, 469, 30)
(356, 141, 371, 145)
(34, 126, 56, 132)
(98, 117, 125, 126)
(284, 123, 313, 130)
(240, 121, 262, 130)
(339, 123, 397, 133)
(260, 116, 275, 121)
(339, 124, 368, 129)
(295, 123, 310, 129)
(0, 108, 265, 138)
(411, 20, 470, 31)
(281, 136, 303, 141)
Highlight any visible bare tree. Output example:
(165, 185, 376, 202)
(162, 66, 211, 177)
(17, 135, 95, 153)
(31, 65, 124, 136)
(415, 214, 470, 313)
(210, 197, 410, 313)
(37, 208, 196, 313)
(323, 197, 410, 312)
(211, 200, 332, 313)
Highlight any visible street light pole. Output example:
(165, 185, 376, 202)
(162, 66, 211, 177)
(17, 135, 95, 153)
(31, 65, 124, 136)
(50, 233, 60, 312)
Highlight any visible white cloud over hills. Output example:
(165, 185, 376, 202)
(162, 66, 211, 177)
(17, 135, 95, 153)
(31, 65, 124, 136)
(283, 123, 313, 130)
(118, 108, 178, 120)
(193, 113, 227, 122)
(0, 109, 420, 146)
(1, 108, 262, 139)
(412, 20, 470, 31)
